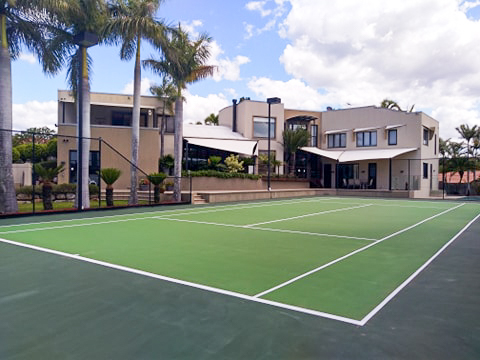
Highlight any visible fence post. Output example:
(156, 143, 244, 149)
(32, 132, 36, 214)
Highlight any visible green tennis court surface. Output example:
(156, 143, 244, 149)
(1, 197, 479, 326)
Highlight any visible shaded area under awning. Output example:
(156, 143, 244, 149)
(301, 147, 418, 162)
(186, 137, 259, 156)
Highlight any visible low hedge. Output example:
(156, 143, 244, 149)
(183, 170, 261, 180)
(16, 184, 99, 200)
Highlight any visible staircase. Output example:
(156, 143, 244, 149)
(192, 193, 208, 205)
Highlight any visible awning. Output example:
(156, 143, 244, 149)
(324, 128, 351, 135)
(353, 126, 380, 133)
(385, 124, 405, 130)
(301, 147, 417, 162)
(338, 148, 417, 162)
(300, 147, 343, 161)
(186, 137, 259, 156)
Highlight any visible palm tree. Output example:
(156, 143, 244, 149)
(99, 167, 122, 206)
(448, 141, 469, 184)
(104, 0, 170, 205)
(147, 171, 166, 203)
(456, 124, 478, 194)
(47, 0, 108, 209)
(204, 113, 218, 126)
(380, 99, 402, 111)
(0, 0, 65, 213)
(150, 77, 176, 158)
(34, 163, 64, 210)
(144, 25, 215, 202)
(283, 128, 308, 176)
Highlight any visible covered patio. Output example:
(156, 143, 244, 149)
(300, 147, 419, 191)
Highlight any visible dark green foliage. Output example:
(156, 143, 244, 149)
(15, 143, 48, 162)
(147, 172, 167, 185)
(46, 138, 57, 158)
(159, 154, 174, 172)
(99, 168, 122, 187)
(184, 170, 261, 180)
(12, 147, 21, 163)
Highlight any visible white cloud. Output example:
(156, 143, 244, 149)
(275, 0, 480, 139)
(13, 101, 57, 131)
(121, 77, 152, 96)
(183, 91, 230, 124)
(19, 53, 36, 64)
(209, 41, 250, 82)
(245, 0, 288, 38)
(246, 1, 272, 17)
(180, 19, 203, 38)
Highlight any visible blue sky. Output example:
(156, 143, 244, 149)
(11, 0, 480, 140)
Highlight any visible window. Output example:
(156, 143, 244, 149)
(356, 131, 377, 147)
(434, 134, 437, 154)
(311, 125, 318, 147)
(327, 133, 346, 148)
(388, 129, 397, 145)
(423, 162, 428, 179)
(164, 116, 175, 133)
(423, 128, 429, 145)
(253, 117, 275, 138)
(112, 111, 131, 126)
(111, 111, 147, 127)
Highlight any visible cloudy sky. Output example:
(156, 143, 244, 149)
(11, 0, 480, 140)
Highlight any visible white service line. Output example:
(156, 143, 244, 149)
(244, 204, 372, 227)
(253, 203, 466, 298)
(0, 237, 362, 326)
(154, 217, 376, 241)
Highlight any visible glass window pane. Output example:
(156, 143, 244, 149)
(371, 131, 377, 146)
(357, 132, 363, 146)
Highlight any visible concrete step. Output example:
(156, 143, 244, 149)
(193, 193, 207, 205)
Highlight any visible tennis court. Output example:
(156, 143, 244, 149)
(1, 196, 479, 329)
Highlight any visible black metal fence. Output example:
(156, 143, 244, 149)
(3, 129, 192, 216)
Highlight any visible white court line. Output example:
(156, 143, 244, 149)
(358, 211, 480, 326)
(154, 217, 377, 241)
(0, 197, 332, 231)
(253, 203, 465, 298)
(0, 237, 362, 326)
(0, 202, 475, 327)
(244, 204, 372, 227)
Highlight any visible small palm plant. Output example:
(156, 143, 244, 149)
(147, 172, 167, 203)
(34, 164, 64, 211)
(99, 168, 122, 206)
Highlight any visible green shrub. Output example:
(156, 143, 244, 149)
(46, 138, 57, 158)
(12, 147, 21, 163)
(224, 154, 244, 173)
(183, 170, 260, 180)
(147, 172, 167, 185)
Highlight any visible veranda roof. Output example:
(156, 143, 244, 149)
(184, 125, 258, 156)
(301, 147, 418, 163)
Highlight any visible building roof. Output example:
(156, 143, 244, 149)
(184, 125, 258, 156)
(301, 147, 417, 163)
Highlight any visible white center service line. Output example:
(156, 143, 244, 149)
(253, 203, 466, 299)
(243, 204, 373, 228)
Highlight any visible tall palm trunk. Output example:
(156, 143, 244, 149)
(0, 16, 18, 213)
(173, 96, 183, 202)
(76, 47, 90, 209)
(129, 38, 141, 205)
